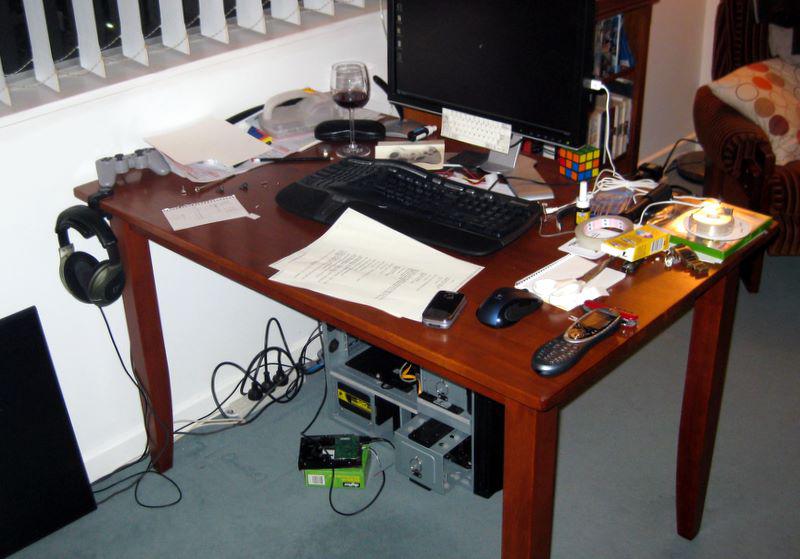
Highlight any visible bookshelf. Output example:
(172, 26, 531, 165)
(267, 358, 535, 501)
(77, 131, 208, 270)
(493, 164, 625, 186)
(595, 0, 658, 174)
(403, 0, 659, 176)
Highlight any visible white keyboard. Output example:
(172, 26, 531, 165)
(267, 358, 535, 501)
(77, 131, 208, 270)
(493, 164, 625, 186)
(441, 108, 513, 154)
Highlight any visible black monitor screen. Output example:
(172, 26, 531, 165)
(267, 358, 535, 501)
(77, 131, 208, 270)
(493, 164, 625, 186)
(388, 0, 596, 147)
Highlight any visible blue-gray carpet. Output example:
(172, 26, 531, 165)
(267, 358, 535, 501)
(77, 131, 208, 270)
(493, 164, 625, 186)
(13, 256, 799, 559)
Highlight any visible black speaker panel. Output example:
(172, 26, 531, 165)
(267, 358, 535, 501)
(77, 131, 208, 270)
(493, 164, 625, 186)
(0, 307, 96, 557)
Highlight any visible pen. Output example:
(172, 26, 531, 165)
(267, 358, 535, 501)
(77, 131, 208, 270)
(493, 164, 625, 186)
(233, 155, 333, 168)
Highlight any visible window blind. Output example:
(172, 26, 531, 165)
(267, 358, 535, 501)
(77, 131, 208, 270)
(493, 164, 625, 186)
(200, 0, 230, 44)
(0, 61, 9, 107)
(72, 0, 107, 77)
(22, 0, 61, 92)
(237, 0, 267, 34)
(271, 0, 301, 25)
(1, 0, 370, 108)
(158, 0, 191, 54)
(118, 0, 150, 66)
(304, 0, 335, 16)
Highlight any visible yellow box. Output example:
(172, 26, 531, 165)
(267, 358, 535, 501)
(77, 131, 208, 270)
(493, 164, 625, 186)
(601, 225, 670, 262)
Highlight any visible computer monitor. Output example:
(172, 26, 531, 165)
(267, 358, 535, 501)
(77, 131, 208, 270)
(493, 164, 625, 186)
(387, 0, 596, 169)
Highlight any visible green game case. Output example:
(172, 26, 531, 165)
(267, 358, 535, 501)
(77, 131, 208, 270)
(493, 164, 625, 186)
(302, 445, 370, 490)
(655, 203, 772, 262)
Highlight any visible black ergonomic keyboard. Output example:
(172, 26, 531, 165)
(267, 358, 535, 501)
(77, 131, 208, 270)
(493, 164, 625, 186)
(275, 157, 541, 256)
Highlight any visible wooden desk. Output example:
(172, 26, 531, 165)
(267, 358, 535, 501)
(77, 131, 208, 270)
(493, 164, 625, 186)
(75, 157, 775, 559)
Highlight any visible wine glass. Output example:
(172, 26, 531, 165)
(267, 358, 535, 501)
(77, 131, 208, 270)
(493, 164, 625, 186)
(330, 61, 371, 157)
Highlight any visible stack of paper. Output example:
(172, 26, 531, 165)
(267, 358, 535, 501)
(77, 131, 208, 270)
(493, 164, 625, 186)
(269, 209, 483, 322)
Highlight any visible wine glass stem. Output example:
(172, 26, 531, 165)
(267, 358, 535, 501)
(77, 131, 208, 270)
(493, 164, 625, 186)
(348, 108, 356, 149)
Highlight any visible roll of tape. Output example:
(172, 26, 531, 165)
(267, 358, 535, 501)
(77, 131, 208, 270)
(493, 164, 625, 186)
(574, 215, 634, 251)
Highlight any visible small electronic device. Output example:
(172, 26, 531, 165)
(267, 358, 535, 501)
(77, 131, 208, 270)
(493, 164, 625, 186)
(532, 307, 621, 376)
(298, 434, 370, 470)
(298, 434, 371, 490)
(476, 287, 542, 328)
(422, 290, 466, 329)
(95, 148, 171, 188)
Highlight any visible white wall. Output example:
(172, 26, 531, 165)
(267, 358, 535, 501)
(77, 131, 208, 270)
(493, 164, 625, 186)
(638, 0, 717, 161)
(0, 1, 718, 482)
(699, 0, 721, 83)
(0, 11, 391, 481)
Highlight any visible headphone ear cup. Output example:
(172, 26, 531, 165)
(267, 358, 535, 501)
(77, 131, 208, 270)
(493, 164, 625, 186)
(60, 252, 100, 304)
(87, 261, 125, 307)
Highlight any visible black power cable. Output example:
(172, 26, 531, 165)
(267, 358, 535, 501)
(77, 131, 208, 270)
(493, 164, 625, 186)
(327, 438, 395, 517)
(175, 320, 324, 436)
(95, 313, 324, 507)
(93, 308, 182, 508)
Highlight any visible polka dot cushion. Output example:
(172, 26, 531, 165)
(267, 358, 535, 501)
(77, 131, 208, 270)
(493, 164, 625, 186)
(709, 58, 800, 166)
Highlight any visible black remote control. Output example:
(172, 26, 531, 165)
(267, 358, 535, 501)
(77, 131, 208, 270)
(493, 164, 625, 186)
(532, 308, 621, 377)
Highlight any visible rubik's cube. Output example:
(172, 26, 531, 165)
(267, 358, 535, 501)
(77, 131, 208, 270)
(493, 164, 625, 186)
(558, 145, 600, 182)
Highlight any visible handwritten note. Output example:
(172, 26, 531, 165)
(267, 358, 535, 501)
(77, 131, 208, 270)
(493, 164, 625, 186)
(162, 195, 249, 231)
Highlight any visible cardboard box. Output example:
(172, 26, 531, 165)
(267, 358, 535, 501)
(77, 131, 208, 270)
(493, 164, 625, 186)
(601, 225, 669, 262)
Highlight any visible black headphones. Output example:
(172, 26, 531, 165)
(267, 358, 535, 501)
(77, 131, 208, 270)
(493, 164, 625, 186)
(55, 205, 125, 307)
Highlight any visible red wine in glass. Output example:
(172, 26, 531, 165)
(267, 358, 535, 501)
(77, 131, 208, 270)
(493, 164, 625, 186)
(332, 91, 369, 110)
(331, 62, 371, 157)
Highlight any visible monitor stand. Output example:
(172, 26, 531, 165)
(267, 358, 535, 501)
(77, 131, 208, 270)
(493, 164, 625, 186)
(478, 132, 523, 174)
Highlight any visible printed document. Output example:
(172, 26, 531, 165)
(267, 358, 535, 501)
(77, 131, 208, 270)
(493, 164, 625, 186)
(269, 209, 483, 321)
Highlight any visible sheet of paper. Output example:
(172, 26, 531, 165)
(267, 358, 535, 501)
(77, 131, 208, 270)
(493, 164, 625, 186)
(164, 156, 247, 183)
(269, 209, 483, 321)
(162, 195, 249, 231)
(145, 117, 268, 167)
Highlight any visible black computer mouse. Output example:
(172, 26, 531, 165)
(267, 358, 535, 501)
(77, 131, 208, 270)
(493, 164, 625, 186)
(476, 287, 543, 328)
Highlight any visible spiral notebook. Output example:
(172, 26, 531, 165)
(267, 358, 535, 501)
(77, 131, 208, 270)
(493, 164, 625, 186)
(162, 195, 250, 231)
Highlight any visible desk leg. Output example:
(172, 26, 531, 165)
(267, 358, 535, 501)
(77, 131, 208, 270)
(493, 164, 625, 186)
(741, 249, 764, 293)
(110, 218, 173, 472)
(502, 401, 559, 559)
(676, 268, 740, 539)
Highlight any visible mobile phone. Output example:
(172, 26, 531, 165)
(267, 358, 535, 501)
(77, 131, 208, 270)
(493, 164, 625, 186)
(532, 308, 622, 376)
(422, 290, 466, 329)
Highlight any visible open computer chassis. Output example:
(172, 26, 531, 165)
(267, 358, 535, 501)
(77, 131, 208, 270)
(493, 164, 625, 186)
(321, 325, 503, 498)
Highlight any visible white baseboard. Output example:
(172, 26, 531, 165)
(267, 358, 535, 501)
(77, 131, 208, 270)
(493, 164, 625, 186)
(639, 133, 700, 166)
(83, 338, 321, 482)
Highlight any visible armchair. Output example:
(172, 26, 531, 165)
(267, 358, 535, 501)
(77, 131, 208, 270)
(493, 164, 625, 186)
(694, 0, 800, 260)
